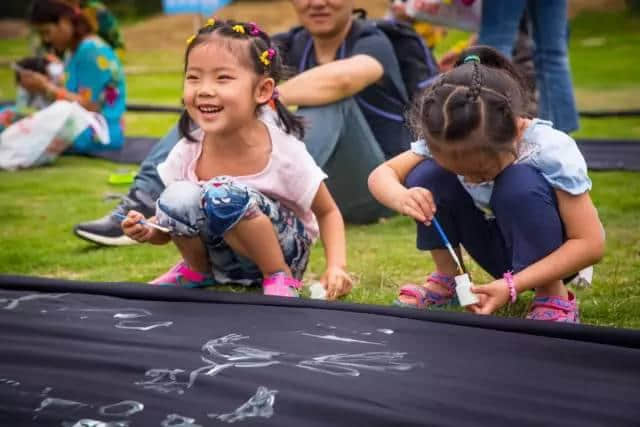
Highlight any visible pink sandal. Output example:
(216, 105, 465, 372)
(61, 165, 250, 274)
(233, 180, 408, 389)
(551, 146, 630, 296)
(262, 272, 302, 298)
(526, 291, 580, 323)
(393, 272, 456, 309)
(150, 261, 214, 288)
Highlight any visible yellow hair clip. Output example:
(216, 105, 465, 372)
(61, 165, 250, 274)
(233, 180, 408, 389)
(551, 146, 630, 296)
(259, 48, 276, 67)
(259, 51, 271, 66)
(186, 34, 195, 45)
(232, 25, 245, 34)
(206, 18, 215, 27)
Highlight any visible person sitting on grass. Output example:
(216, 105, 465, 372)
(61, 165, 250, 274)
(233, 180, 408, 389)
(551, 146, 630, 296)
(368, 46, 604, 322)
(1, 0, 126, 154)
(121, 19, 352, 300)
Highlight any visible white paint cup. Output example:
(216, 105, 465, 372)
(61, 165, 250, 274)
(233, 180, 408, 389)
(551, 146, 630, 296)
(455, 273, 478, 306)
(309, 281, 327, 300)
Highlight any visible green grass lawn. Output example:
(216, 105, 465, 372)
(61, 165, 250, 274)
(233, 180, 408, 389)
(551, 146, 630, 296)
(0, 10, 639, 328)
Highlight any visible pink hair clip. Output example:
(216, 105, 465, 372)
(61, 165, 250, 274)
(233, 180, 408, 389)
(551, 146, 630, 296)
(248, 22, 261, 36)
(267, 48, 276, 60)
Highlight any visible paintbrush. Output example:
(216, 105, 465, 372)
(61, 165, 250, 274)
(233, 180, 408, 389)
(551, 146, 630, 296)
(113, 212, 171, 233)
(430, 217, 464, 275)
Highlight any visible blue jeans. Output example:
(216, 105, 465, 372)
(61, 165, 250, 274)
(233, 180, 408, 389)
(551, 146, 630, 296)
(299, 98, 393, 223)
(155, 177, 312, 285)
(131, 98, 392, 223)
(406, 159, 564, 278)
(477, 0, 579, 133)
(133, 124, 181, 201)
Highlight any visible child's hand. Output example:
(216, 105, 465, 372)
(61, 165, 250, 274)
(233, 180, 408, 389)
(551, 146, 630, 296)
(121, 210, 156, 243)
(468, 279, 510, 315)
(321, 266, 353, 300)
(397, 187, 436, 224)
(17, 70, 50, 94)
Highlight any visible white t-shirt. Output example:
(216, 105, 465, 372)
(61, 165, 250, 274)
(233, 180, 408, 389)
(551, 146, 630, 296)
(157, 117, 327, 238)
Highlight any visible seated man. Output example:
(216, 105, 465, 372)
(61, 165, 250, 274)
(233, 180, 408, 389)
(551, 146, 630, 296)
(74, 0, 413, 245)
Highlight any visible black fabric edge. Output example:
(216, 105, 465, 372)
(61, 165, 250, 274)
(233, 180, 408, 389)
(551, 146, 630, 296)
(2, 274, 639, 350)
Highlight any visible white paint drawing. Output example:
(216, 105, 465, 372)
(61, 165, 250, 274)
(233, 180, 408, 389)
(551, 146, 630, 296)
(34, 397, 88, 421)
(99, 400, 144, 417)
(300, 333, 383, 346)
(0, 378, 20, 387)
(63, 420, 129, 427)
(0, 293, 68, 310)
(297, 352, 417, 377)
(315, 322, 395, 338)
(58, 307, 173, 331)
(160, 413, 202, 427)
(137, 333, 421, 394)
(209, 386, 278, 423)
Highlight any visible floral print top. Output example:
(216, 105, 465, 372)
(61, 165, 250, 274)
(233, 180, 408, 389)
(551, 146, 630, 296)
(65, 36, 126, 152)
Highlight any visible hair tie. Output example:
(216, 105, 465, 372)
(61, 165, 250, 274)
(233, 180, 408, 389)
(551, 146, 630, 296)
(248, 22, 261, 36)
(186, 34, 196, 45)
(463, 55, 480, 64)
(232, 24, 245, 34)
(205, 18, 215, 27)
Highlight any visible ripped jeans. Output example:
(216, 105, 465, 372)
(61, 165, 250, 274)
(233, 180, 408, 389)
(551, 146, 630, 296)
(155, 177, 312, 286)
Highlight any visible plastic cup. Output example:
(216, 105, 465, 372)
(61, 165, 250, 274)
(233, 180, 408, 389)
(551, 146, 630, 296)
(455, 273, 478, 306)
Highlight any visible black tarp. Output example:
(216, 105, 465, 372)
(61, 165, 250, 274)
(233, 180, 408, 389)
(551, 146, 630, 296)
(1, 274, 639, 427)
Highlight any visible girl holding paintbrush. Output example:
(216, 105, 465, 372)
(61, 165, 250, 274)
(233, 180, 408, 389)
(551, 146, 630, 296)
(368, 46, 604, 323)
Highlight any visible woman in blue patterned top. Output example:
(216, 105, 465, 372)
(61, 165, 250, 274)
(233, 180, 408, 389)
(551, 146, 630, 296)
(17, 0, 126, 153)
(369, 46, 604, 323)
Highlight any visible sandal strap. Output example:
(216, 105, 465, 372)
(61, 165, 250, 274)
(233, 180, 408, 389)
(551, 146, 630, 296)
(426, 272, 456, 291)
(527, 293, 578, 322)
(263, 273, 302, 290)
(398, 284, 429, 308)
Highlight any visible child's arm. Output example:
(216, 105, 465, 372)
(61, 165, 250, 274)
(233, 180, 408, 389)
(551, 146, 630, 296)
(471, 190, 605, 314)
(368, 151, 437, 223)
(122, 210, 171, 245)
(311, 183, 352, 300)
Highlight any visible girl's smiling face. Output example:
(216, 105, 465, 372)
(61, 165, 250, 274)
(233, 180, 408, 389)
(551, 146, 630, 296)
(183, 39, 273, 136)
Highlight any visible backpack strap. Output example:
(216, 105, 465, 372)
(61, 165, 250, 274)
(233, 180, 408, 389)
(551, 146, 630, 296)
(276, 19, 408, 124)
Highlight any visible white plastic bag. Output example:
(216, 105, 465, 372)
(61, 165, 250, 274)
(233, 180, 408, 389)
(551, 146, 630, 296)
(0, 100, 109, 171)
(407, 0, 482, 32)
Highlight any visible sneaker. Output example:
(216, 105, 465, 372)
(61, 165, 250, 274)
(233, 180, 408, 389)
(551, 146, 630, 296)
(150, 261, 214, 288)
(73, 188, 156, 246)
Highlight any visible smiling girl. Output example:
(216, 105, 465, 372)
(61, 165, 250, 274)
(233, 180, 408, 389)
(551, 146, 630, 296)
(122, 20, 351, 300)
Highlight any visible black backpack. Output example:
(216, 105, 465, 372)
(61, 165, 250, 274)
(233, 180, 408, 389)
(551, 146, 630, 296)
(351, 9, 440, 103)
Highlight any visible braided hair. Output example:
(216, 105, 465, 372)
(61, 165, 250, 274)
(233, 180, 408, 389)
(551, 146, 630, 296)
(179, 19, 305, 141)
(408, 46, 529, 155)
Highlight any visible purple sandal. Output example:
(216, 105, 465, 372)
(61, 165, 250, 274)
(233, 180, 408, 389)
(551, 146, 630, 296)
(526, 291, 580, 323)
(393, 272, 456, 309)
(263, 272, 302, 298)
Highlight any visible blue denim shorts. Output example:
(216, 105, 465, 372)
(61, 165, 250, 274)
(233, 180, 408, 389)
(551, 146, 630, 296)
(155, 177, 312, 286)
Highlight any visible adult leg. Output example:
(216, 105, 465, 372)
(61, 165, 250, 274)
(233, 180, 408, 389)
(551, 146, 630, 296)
(73, 124, 181, 245)
(477, 0, 527, 58)
(527, 0, 579, 133)
(298, 98, 392, 224)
